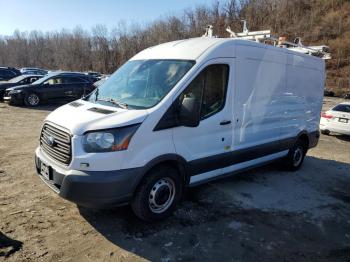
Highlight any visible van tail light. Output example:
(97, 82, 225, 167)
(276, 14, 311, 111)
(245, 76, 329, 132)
(321, 112, 333, 119)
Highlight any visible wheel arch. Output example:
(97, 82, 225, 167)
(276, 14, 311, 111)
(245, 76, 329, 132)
(24, 90, 41, 106)
(132, 154, 190, 194)
(295, 130, 310, 148)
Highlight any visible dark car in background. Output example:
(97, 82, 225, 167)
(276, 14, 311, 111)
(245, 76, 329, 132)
(85, 71, 102, 81)
(20, 67, 48, 75)
(0, 67, 21, 81)
(3, 72, 96, 106)
(324, 89, 335, 97)
(0, 74, 43, 101)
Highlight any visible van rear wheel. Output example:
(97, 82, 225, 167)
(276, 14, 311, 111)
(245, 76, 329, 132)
(131, 165, 183, 222)
(284, 139, 307, 171)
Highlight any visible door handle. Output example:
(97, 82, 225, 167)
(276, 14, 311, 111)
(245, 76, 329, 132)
(220, 120, 231, 125)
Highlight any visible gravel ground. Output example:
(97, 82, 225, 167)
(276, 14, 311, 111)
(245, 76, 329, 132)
(0, 97, 349, 262)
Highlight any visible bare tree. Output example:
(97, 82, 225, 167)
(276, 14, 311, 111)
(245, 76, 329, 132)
(0, 0, 348, 94)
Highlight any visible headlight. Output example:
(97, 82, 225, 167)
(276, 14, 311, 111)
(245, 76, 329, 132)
(8, 90, 22, 94)
(82, 124, 140, 153)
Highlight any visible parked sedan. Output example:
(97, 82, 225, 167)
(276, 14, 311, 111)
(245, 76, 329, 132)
(320, 102, 350, 136)
(0, 74, 43, 101)
(3, 72, 96, 106)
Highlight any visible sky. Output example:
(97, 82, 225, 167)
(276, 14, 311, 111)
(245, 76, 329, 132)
(0, 0, 219, 36)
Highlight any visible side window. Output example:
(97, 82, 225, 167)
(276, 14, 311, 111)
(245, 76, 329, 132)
(180, 64, 229, 120)
(29, 77, 38, 83)
(63, 77, 85, 84)
(21, 77, 34, 84)
(179, 69, 205, 106)
(44, 77, 63, 85)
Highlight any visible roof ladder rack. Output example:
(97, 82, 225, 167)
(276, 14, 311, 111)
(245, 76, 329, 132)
(202, 20, 331, 60)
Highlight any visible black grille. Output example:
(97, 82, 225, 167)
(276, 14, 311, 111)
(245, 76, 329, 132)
(88, 107, 116, 114)
(69, 101, 84, 107)
(40, 123, 72, 165)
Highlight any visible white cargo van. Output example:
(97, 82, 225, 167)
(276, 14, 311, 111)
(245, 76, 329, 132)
(35, 38, 324, 221)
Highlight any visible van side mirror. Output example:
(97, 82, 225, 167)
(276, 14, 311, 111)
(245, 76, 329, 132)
(177, 97, 200, 127)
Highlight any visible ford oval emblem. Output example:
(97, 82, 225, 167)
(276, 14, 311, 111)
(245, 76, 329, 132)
(46, 136, 55, 147)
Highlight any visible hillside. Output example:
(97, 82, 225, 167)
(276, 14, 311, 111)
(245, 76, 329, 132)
(0, 0, 349, 95)
(237, 0, 350, 95)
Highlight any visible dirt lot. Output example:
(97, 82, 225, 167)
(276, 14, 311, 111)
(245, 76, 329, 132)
(0, 97, 350, 262)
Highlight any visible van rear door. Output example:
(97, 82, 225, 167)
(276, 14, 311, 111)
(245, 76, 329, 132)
(173, 59, 233, 184)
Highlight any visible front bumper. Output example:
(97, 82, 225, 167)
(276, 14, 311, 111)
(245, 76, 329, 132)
(3, 93, 23, 105)
(35, 147, 143, 208)
(320, 123, 350, 136)
(0, 90, 5, 101)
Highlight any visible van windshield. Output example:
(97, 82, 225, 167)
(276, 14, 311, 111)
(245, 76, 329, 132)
(86, 59, 195, 109)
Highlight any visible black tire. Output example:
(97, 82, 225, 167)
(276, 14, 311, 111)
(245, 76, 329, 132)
(321, 129, 330, 135)
(131, 165, 183, 222)
(24, 93, 40, 107)
(284, 139, 307, 171)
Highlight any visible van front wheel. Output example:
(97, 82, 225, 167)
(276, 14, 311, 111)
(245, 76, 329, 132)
(131, 166, 183, 222)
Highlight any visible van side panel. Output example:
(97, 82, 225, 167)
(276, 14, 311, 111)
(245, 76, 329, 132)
(233, 44, 287, 149)
(281, 53, 324, 139)
(120, 100, 177, 170)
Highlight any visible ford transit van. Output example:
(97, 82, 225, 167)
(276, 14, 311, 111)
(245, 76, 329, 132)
(35, 38, 324, 221)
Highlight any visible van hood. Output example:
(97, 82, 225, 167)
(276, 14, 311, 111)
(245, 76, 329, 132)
(45, 100, 148, 135)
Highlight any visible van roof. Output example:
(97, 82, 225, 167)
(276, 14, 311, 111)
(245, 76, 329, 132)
(131, 37, 232, 61)
(131, 37, 323, 62)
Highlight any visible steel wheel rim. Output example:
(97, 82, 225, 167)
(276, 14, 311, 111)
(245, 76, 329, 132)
(148, 178, 176, 214)
(28, 94, 39, 105)
(293, 147, 303, 167)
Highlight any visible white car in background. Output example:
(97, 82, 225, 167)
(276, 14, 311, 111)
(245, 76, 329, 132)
(320, 102, 350, 136)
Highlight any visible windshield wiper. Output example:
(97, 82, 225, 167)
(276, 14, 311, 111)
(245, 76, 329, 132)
(96, 97, 128, 109)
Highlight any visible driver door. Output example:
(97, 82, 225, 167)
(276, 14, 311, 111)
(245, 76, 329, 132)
(42, 77, 66, 100)
(173, 59, 234, 184)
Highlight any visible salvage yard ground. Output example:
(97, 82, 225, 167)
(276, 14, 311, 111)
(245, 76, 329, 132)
(0, 97, 350, 262)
